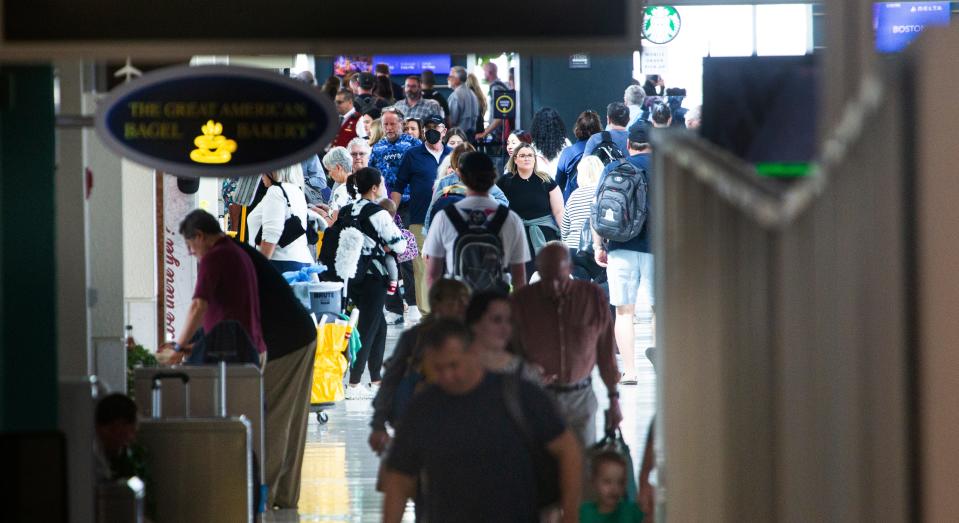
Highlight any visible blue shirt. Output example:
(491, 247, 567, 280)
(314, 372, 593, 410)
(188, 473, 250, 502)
(424, 174, 510, 232)
(583, 129, 628, 159)
(598, 154, 651, 253)
(393, 144, 452, 225)
(370, 135, 421, 200)
(555, 139, 588, 200)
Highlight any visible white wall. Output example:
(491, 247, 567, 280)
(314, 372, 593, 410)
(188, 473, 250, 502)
(637, 4, 813, 109)
(122, 159, 158, 351)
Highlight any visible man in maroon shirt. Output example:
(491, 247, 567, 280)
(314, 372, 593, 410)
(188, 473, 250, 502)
(165, 210, 266, 365)
(511, 241, 622, 447)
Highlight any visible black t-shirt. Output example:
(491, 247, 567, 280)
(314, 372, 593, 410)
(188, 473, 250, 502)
(497, 174, 558, 221)
(387, 372, 566, 523)
(234, 240, 316, 360)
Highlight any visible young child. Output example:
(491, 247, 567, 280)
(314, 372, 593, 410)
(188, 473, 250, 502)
(580, 450, 645, 523)
(377, 198, 401, 295)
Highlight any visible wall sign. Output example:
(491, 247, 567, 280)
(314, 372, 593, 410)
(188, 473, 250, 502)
(95, 65, 338, 178)
(643, 5, 682, 45)
(641, 47, 670, 75)
(161, 174, 197, 344)
(569, 54, 591, 69)
(492, 89, 516, 120)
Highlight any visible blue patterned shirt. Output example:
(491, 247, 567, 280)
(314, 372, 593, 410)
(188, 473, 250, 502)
(370, 134, 422, 201)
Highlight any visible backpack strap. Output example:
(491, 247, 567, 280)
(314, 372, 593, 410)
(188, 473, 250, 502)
(601, 130, 612, 143)
(443, 204, 470, 234)
(486, 205, 510, 235)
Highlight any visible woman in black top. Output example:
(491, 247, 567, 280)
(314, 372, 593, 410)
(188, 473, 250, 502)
(497, 143, 565, 281)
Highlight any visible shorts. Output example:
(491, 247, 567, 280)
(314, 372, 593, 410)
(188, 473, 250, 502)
(607, 249, 654, 307)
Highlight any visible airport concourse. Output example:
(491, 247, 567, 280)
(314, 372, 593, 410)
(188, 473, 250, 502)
(6, 2, 959, 523)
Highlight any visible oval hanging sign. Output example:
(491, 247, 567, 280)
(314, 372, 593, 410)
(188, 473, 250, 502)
(95, 65, 337, 178)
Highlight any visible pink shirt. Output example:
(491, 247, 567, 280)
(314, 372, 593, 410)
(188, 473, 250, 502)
(193, 237, 266, 353)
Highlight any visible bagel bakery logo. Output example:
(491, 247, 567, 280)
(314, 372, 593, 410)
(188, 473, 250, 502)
(95, 65, 337, 178)
(643, 6, 681, 45)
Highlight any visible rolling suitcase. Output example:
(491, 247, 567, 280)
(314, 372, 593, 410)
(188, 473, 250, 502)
(133, 363, 265, 484)
(138, 365, 254, 523)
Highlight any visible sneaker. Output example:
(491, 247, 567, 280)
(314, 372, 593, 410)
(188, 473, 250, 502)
(406, 308, 422, 323)
(345, 385, 374, 400)
(621, 373, 639, 385)
(370, 382, 381, 396)
(384, 310, 404, 325)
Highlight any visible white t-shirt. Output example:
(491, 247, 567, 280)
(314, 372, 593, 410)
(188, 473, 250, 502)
(422, 195, 530, 275)
(246, 182, 313, 264)
(329, 182, 352, 211)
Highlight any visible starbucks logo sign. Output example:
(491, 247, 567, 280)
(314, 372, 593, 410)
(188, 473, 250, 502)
(643, 6, 682, 45)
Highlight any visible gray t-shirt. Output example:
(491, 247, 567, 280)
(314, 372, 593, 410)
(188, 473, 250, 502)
(448, 84, 479, 132)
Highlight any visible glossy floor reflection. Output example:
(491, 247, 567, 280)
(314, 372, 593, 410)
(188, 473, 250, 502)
(266, 310, 656, 522)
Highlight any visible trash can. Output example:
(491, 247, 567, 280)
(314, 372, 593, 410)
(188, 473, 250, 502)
(309, 282, 343, 320)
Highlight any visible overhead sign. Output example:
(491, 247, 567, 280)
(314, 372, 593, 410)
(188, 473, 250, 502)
(371, 55, 452, 75)
(95, 65, 337, 178)
(493, 90, 516, 120)
(873, 1, 951, 53)
(2, 1, 641, 55)
(643, 5, 682, 45)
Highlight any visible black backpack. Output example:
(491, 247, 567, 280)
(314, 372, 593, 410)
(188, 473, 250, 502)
(591, 159, 648, 243)
(591, 130, 626, 165)
(443, 204, 510, 292)
(318, 202, 385, 283)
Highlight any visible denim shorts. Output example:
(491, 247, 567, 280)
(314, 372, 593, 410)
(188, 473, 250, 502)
(607, 249, 655, 307)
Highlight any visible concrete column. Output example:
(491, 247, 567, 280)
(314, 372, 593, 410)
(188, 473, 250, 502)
(54, 60, 94, 380)
(121, 159, 158, 352)
(84, 91, 126, 392)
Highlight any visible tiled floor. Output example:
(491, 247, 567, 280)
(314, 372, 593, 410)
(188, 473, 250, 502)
(266, 311, 656, 522)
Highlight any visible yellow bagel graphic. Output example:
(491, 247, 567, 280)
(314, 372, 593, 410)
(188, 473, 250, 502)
(190, 120, 237, 164)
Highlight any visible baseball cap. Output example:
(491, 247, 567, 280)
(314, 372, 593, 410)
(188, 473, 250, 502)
(424, 114, 444, 126)
(628, 125, 650, 145)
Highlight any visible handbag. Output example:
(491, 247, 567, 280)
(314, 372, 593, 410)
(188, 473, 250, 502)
(392, 213, 419, 263)
(255, 183, 306, 248)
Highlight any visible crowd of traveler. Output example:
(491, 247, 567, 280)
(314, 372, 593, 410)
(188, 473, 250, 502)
(128, 66, 699, 519)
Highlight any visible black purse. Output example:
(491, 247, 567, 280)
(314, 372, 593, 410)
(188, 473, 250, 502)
(255, 182, 306, 248)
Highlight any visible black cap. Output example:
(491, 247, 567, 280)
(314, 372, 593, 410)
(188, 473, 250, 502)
(628, 125, 650, 145)
(177, 176, 200, 194)
(357, 72, 375, 90)
(424, 114, 444, 126)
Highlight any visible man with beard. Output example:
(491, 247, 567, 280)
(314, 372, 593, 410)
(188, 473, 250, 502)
(391, 115, 451, 317)
(393, 76, 444, 122)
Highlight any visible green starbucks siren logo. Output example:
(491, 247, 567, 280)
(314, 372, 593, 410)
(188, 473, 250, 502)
(643, 6, 682, 44)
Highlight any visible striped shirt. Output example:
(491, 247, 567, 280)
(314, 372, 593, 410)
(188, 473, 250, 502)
(561, 186, 594, 250)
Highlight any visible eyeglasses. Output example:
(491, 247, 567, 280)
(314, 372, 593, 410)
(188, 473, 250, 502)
(350, 152, 369, 157)
(515, 153, 535, 159)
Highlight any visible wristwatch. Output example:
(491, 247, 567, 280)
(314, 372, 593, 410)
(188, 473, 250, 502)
(608, 390, 620, 400)
(173, 342, 185, 353)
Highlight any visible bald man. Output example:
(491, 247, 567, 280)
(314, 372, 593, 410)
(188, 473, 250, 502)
(510, 242, 622, 447)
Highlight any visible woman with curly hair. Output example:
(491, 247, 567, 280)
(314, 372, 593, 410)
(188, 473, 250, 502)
(556, 109, 602, 199)
(530, 107, 571, 179)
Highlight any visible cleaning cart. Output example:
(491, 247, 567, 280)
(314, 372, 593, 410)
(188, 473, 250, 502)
(309, 310, 359, 424)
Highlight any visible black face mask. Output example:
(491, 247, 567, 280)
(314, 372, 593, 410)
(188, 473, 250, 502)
(425, 128, 442, 145)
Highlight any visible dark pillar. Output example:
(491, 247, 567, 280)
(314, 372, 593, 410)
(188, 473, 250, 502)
(0, 65, 57, 432)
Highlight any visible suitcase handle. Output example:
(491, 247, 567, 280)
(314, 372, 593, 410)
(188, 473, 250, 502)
(151, 372, 191, 418)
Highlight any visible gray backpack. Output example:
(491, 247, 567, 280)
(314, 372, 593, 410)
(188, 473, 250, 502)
(444, 205, 510, 292)
(591, 159, 648, 243)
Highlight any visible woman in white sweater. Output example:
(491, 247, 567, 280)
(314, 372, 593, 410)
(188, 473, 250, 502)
(247, 165, 314, 273)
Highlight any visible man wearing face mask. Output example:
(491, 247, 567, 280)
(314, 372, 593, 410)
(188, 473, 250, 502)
(391, 114, 452, 317)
